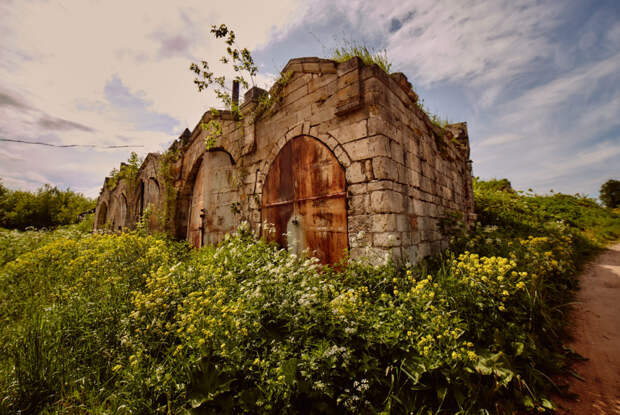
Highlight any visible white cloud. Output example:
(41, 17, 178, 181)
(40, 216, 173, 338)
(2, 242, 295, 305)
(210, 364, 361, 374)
(0, 0, 301, 194)
(501, 52, 620, 124)
(294, 0, 565, 110)
(338, 0, 561, 89)
(478, 133, 524, 147)
(547, 141, 620, 174)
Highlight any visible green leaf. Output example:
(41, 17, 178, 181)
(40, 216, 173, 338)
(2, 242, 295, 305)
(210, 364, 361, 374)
(513, 341, 525, 356)
(541, 398, 556, 409)
(522, 395, 535, 409)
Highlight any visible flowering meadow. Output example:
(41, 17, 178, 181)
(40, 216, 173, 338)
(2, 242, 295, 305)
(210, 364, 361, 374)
(1, 180, 619, 414)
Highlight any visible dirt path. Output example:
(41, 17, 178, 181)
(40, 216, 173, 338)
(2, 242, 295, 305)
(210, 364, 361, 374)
(557, 242, 620, 414)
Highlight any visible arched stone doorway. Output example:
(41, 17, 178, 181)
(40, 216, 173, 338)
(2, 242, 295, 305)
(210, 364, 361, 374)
(106, 193, 128, 231)
(262, 135, 348, 264)
(96, 202, 108, 228)
(138, 178, 160, 220)
(118, 193, 128, 230)
(187, 150, 239, 248)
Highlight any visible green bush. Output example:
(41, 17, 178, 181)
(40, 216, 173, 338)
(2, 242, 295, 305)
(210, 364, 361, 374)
(0, 181, 95, 230)
(1, 181, 619, 414)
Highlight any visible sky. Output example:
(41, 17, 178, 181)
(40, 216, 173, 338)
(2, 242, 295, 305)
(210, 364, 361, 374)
(0, 0, 618, 199)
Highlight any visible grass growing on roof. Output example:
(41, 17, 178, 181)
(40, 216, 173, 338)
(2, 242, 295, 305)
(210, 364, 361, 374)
(331, 40, 392, 74)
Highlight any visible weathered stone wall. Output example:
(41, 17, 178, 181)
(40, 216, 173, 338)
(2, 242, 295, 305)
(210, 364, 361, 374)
(94, 56, 473, 265)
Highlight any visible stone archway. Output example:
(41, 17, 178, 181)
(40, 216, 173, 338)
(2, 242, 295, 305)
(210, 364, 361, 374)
(262, 135, 348, 264)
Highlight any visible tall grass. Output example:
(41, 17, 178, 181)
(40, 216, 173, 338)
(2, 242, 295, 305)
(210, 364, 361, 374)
(1, 181, 619, 413)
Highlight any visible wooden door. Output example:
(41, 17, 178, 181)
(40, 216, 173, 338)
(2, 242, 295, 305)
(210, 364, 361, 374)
(262, 136, 348, 265)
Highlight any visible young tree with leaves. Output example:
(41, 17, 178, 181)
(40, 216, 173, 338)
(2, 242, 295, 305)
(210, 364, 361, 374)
(189, 24, 258, 149)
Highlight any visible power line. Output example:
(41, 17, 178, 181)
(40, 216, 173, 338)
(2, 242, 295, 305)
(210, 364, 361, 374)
(0, 138, 144, 149)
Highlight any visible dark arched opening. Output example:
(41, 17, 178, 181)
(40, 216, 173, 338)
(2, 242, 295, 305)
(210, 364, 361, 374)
(96, 202, 108, 228)
(175, 157, 204, 240)
(138, 180, 145, 218)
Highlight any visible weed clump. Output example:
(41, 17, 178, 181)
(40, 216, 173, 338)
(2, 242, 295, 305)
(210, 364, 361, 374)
(331, 40, 392, 74)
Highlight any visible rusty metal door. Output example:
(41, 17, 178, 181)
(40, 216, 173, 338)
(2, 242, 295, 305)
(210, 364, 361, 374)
(262, 135, 348, 264)
(187, 151, 239, 248)
(202, 151, 238, 246)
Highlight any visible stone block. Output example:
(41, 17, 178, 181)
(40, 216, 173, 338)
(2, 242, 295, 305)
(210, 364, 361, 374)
(348, 216, 372, 247)
(417, 243, 432, 258)
(409, 169, 421, 188)
(346, 160, 373, 184)
(348, 183, 368, 195)
(343, 134, 391, 161)
(302, 62, 320, 73)
(391, 141, 404, 164)
(317, 133, 339, 152)
(308, 75, 337, 95)
(401, 232, 412, 246)
(412, 199, 424, 216)
(422, 227, 434, 242)
(282, 83, 308, 106)
(336, 56, 362, 76)
(282, 62, 303, 74)
(349, 194, 369, 215)
(420, 176, 433, 193)
(373, 231, 402, 247)
(411, 230, 422, 244)
(367, 180, 395, 192)
(319, 62, 337, 74)
(370, 214, 398, 232)
(333, 145, 352, 168)
(368, 116, 400, 140)
(370, 190, 404, 213)
(397, 214, 411, 232)
(309, 105, 335, 125)
(285, 123, 304, 140)
(349, 246, 390, 266)
(403, 245, 420, 264)
(372, 157, 399, 180)
(328, 119, 367, 144)
(336, 62, 362, 116)
(397, 164, 407, 184)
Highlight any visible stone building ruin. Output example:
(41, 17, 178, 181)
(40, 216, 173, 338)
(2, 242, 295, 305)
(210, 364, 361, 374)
(94, 56, 474, 265)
